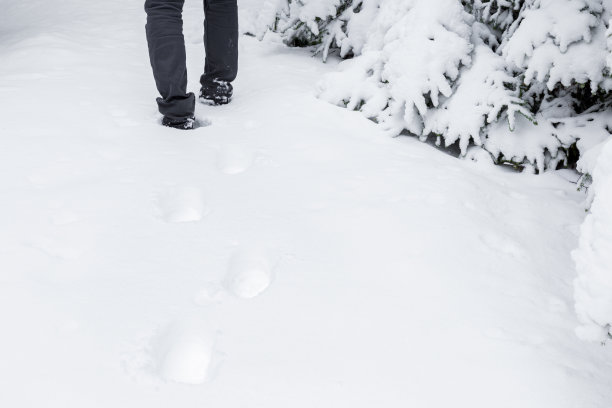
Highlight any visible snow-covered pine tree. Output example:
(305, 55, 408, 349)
(257, 0, 612, 173)
(484, 0, 612, 172)
(316, 0, 483, 140)
(256, 0, 371, 60)
(465, 0, 523, 31)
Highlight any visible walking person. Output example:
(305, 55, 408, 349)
(144, 0, 238, 129)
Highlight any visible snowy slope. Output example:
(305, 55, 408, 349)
(1, 1, 612, 407)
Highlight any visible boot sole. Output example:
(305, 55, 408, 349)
(199, 95, 232, 106)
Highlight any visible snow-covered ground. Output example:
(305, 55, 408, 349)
(1, 1, 612, 407)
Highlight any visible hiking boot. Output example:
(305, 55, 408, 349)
(161, 116, 196, 130)
(199, 81, 233, 105)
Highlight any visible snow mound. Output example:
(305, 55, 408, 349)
(573, 139, 612, 342)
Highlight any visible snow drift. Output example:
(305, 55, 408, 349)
(574, 139, 612, 342)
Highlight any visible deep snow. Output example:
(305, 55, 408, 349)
(1, 0, 612, 407)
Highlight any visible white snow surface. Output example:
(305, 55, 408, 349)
(1, 1, 612, 407)
(574, 139, 612, 342)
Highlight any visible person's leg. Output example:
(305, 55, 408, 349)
(145, 0, 195, 121)
(200, 0, 238, 104)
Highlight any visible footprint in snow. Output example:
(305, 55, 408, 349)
(479, 233, 527, 260)
(223, 249, 273, 299)
(193, 116, 212, 129)
(155, 186, 209, 223)
(152, 318, 218, 385)
(216, 144, 254, 175)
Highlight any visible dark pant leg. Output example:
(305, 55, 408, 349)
(200, 0, 238, 88)
(145, 0, 195, 120)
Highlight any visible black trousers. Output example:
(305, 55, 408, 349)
(144, 0, 238, 120)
